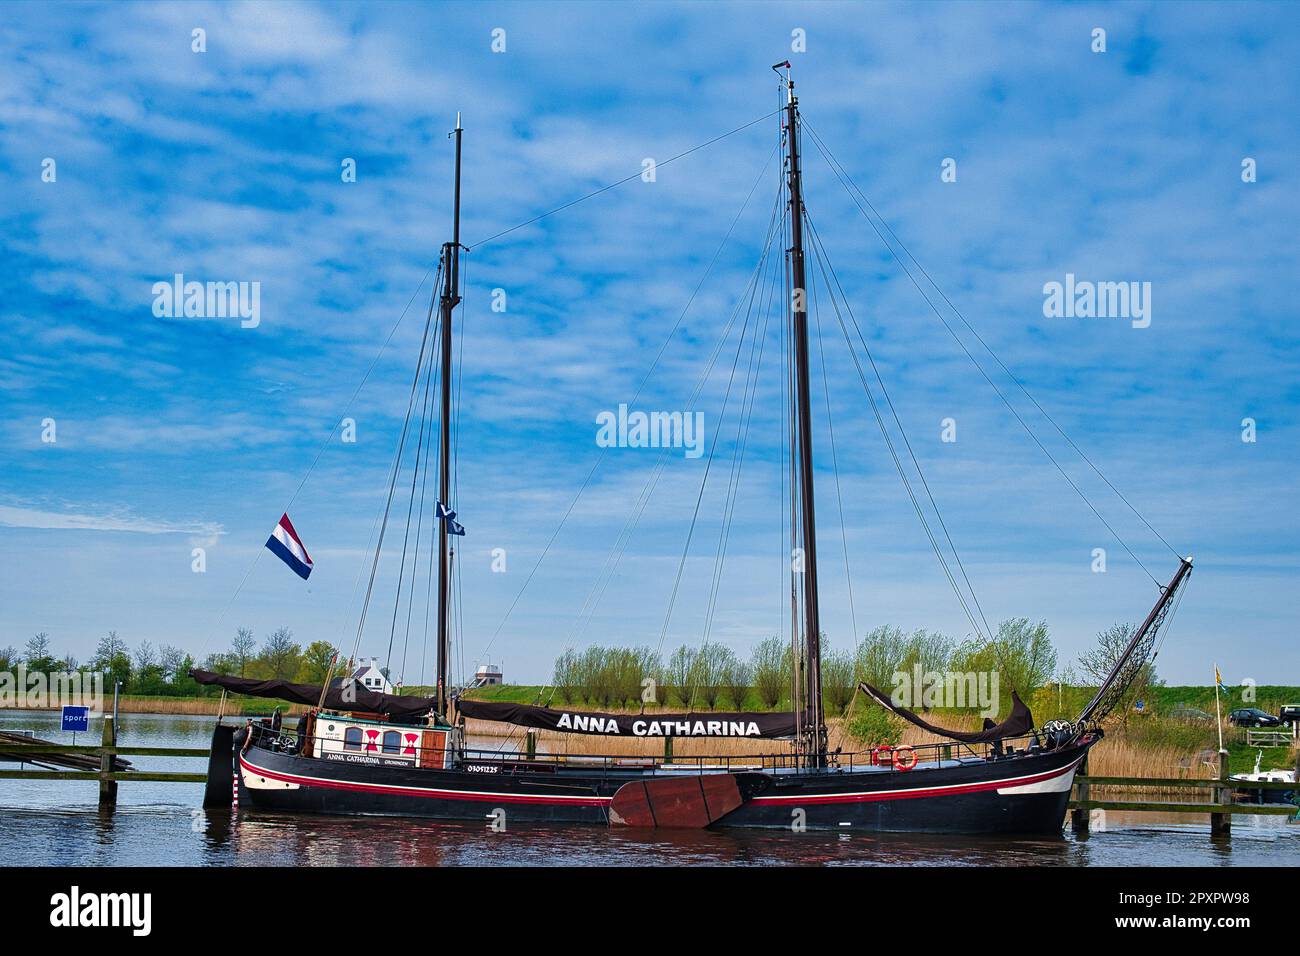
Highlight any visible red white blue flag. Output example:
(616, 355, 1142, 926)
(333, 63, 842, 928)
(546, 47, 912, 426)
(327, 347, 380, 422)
(266, 513, 313, 580)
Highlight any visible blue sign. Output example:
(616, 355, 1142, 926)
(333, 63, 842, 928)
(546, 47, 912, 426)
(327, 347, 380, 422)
(61, 706, 89, 733)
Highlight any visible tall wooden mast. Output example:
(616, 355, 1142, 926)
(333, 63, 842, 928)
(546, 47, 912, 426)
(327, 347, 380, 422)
(436, 115, 463, 718)
(780, 65, 827, 765)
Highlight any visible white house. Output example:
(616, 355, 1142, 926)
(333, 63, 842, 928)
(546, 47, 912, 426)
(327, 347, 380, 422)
(350, 657, 393, 695)
(472, 663, 503, 687)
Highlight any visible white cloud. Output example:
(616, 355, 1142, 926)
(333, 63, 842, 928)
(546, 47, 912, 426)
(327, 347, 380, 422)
(0, 503, 224, 538)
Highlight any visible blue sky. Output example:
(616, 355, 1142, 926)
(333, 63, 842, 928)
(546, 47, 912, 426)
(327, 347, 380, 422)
(1, 1, 1296, 688)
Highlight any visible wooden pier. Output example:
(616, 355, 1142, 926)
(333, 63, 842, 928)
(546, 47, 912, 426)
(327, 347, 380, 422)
(1068, 750, 1298, 834)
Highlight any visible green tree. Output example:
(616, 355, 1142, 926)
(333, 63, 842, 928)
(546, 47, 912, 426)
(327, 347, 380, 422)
(822, 649, 855, 715)
(751, 636, 788, 709)
(954, 618, 1057, 717)
(723, 656, 753, 710)
(693, 643, 731, 711)
(92, 631, 131, 690)
(200, 651, 237, 677)
(665, 645, 699, 708)
(552, 649, 580, 705)
(296, 641, 338, 685)
(0, 646, 16, 672)
(853, 625, 911, 690)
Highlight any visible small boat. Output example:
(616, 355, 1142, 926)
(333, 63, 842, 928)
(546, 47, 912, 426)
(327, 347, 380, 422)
(1231, 751, 1297, 805)
(193, 65, 1194, 834)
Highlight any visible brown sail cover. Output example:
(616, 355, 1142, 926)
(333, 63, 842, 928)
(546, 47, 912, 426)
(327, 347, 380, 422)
(457, 699, 799, 738)
(858, 682, 1035, 744)
(189, 669, 436, 720)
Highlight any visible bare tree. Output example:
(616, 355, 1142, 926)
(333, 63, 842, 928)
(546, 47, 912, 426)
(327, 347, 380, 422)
(159, 644, 185, 682)
(1078, 623, 1155, 723)
(260, 627, 301, 681)
(232, 627, 256, 677)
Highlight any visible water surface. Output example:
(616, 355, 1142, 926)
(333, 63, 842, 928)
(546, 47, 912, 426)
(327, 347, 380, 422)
(3, 711, 1296, 866)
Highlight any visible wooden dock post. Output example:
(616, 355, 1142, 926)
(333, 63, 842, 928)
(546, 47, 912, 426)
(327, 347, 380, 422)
(97, 716, 117, 810)
(1211, 748, 1231, 835)
(1070, 752, 1090, 834)
(525, 731, 536, 761)
(663, 736, 673, 764)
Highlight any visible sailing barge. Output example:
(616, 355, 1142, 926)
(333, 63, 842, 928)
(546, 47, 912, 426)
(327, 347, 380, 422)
(194, 67, 1192, 833)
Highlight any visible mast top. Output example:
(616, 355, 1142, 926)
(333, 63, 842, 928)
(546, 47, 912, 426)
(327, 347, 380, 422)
(771, 59, 794, 103)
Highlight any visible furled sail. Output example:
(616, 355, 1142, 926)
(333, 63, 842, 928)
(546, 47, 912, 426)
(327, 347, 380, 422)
(189, 669, 435, 720)
(857, 682, 1035, 744)
(457, 699, 799, 738)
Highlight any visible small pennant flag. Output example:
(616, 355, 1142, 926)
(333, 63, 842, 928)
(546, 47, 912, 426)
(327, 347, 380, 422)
(437, 501, 466, 536)
(265, 513, 313, 580)
(1214, 665, 1224, 693)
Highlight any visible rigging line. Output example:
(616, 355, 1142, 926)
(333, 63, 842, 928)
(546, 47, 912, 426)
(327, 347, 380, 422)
(809, 255, 862, 661)
(199, 262, 442, 653)
(698, 226, 782, 657)
(808, 222, 990, 643)
(468, 109, 782, 250)
(804, 209, 995, 642)
(398, 322, 441, 687)
(537, 191, 788, 709)
(802, 120, 1177, 575)
(654, 185, 787, 659)
(686, 292, 775, 715)
(656, 248, 768, 660)
(354, 277, 443, 659)
(387, 308, 439, 672)
(805, 125, 1181, 565)
(472, 142, 780, 667)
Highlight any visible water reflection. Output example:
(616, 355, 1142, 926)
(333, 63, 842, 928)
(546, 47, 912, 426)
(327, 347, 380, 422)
(2, 710, 1297, 866)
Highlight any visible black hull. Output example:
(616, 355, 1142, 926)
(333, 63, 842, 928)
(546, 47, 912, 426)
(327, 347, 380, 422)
(233, 739, 1093, 835)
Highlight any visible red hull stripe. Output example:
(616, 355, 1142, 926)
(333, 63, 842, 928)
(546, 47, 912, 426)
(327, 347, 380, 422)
(240, 756, 610, 807)
(240, 754, 1080, 808)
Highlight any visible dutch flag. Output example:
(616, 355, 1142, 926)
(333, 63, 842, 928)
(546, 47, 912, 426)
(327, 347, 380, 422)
(265, 513, 313, 580)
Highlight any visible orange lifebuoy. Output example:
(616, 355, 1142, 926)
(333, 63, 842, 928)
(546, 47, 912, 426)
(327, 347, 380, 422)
(894, 746, 918, 771)
(871, 745, 894, 766)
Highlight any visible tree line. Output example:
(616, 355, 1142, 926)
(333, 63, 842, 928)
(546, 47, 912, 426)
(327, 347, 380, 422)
(548, 618, 1149, 718)
(1, 628, 343, 697)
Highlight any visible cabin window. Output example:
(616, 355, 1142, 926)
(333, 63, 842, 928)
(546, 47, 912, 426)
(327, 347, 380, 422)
(382, 730, 401, 754)
(343, 727, 362, 751)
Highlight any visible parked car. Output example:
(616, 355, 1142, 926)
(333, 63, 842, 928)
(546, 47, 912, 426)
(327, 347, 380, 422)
(1169, 704, 1213, 722)
(1228, 707, 1283, 728)
(1279, 704, 1300, 727)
